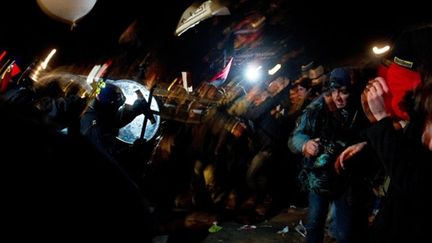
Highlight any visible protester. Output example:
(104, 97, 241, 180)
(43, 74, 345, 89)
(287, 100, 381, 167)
(361, 26, 432, 243)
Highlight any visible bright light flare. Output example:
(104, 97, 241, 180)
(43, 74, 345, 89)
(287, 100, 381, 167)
(245, 65, 262, 83)
(268, 64, 281, 75)
(41, 49, 57, 69)
(372, 45, 390, 55)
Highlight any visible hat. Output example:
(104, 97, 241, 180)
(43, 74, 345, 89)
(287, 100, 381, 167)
(391, 26, 432, 69)
(329, 67, 352, 90)
(96, 83, 125, 108)
(301, 61, 315, 72)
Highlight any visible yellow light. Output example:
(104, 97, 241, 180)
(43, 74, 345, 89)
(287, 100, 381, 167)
(167, 78, 178, 91)
(41, 49, 57, 69)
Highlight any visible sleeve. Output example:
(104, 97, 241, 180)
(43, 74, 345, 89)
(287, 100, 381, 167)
(244, 98, 273, 121)
(115, 104, 141, 128)
(288, 107, 316, 154)
(366, 117, 403, 174)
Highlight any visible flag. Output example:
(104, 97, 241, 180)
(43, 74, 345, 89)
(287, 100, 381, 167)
(0, 50, 22, 92)
(182, 71, 193, 93)
(232, 14, 265, 50)
(0, 50, 7, 62)
(1, 61, 21, 93)
(209, 57, 233, 87)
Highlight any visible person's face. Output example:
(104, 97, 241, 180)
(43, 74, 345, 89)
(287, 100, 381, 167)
(331, 87, 350, 109)
(297, 85, 309, 99)
(253, 91, 269, 106)
(267, 79, 283, 96)
(289, 86, 298, 103)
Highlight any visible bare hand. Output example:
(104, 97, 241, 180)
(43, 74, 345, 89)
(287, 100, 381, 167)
(335, 141, 367, 174)
(303, 138, 320, 158)
(361, 77, 391, 122)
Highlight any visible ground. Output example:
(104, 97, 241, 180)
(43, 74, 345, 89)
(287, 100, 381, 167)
(203, 207, 308, 243)
(153, 207, 337, 243)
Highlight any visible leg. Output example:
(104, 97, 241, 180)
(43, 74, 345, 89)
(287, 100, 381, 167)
(333, 193, 353, 243)
(306, 191, 330, 243)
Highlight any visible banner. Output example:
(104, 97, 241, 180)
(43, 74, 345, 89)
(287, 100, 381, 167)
(209, 57, 233, 86)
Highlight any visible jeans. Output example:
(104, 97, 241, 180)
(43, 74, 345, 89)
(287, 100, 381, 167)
(306, 191, 353, 243)
(246, 150, 271, 192)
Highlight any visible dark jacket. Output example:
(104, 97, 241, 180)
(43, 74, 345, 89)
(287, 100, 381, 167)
(367, 117, 432, 243)
(288, 94, 365, 195)
(245, 86, 292, 150)
(80, 99, 139, 156)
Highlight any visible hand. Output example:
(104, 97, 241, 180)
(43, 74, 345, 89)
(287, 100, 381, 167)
(334, 141, 367, 174)
(361, 77, 391, 122)
(302, 138, 320, 158)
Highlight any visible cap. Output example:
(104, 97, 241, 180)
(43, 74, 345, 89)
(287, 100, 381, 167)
(329, 67, 352, 90)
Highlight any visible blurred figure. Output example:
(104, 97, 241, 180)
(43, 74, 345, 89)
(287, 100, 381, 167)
(1, 92, 155, 242)
(284, 77, 315, 207)
(2, 76, 87, 136)
(361, 26, 432, 243)
(301, 61, 327, 96)
(240, 74, 293, 217)
(80, 82, 154, 159)
(288, 77, 314, 116)
(34, 80, 87, 136)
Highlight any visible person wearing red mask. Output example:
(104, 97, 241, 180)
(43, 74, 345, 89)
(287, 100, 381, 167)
(361, 26, 432, 243)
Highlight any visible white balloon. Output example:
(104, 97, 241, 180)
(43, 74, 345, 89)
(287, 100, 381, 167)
(37, 0, 98, 26)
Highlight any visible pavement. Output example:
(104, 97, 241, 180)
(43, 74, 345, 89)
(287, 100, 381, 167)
(153, 207, 337, 243)
(203, 207, 309, 243)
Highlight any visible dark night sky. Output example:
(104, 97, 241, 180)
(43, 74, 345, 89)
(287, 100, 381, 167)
(1, 1, 190, 63)
(1, 0, 431, 81)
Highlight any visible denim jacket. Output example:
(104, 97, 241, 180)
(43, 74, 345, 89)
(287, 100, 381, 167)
(288, 93, 360, 195)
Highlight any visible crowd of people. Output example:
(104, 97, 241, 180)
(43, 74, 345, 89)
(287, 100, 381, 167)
(1, 25, 431, 243)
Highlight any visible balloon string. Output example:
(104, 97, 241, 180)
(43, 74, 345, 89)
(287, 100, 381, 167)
(70, 22, 77, 31)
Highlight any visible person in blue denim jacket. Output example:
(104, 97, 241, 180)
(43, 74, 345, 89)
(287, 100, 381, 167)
(289, 67, 368, 243)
